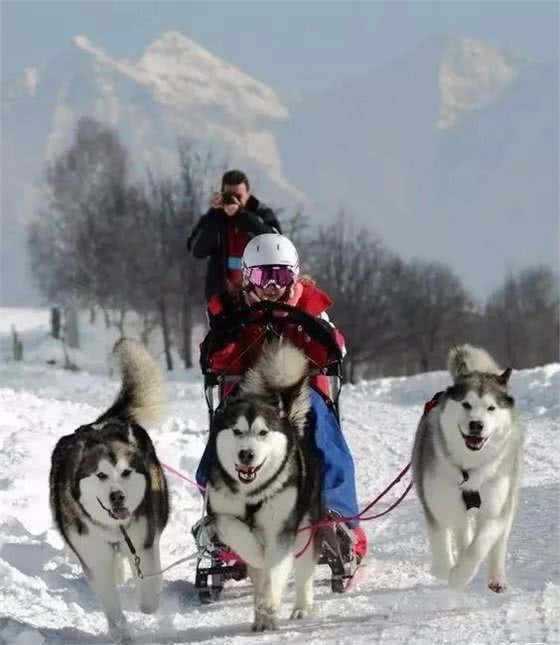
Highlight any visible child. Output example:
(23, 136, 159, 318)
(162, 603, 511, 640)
(197, 233, 367, 561)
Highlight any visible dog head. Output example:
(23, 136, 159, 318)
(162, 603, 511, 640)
(212, 379, 309, 490)
(69, 422, 149, 525)
(211, 340, 310, 490)
(442, 369, 514, 453)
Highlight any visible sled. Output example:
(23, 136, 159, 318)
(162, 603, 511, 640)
(193, 301, 361, 602)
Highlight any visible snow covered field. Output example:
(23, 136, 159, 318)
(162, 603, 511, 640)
(0, 309, 558, 645)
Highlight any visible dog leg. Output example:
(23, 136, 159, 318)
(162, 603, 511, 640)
(291, 537, 316, 619)
(449, 516, 503, 589)
(248, 565, 263, 598)
(253, 540, 294, 632)
(73, 536, 131, 643)
(136, 541, 163, 614)
(215, 515, 264, 569)
(487, 509, 514, 593)
(427, 523, 454, 580)
(454, 519, 473, 560)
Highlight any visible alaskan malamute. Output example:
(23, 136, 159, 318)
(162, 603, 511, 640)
(205, 340, 322, 631)
(49, 339, 169, 643)
(412, 344, 522, 592)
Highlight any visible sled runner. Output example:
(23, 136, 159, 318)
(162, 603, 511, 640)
(193, 301, 363, 602)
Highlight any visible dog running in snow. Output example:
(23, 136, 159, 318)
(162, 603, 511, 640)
(204, 339, 323, 631)
(412, 344, 522, 592)
(49, 339, 169, 643)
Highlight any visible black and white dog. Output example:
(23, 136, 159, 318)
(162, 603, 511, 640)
(205, 340, 322, 631)
(412, 344, 522, 592)
(49, 339, 169, 643)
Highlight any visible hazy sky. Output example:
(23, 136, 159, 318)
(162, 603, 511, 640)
(2, 1, 558, 99)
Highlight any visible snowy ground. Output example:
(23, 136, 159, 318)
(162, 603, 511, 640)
(0, 309, 559, 645)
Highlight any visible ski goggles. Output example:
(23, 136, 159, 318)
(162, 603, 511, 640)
(245, 266, 296, 289)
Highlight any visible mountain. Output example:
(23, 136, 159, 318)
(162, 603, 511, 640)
(1, 33, 558, 304)
(1, 32, 304, 305)
(279, 37, 559, 295)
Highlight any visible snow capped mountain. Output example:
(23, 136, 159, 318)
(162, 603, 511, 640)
(437, 37, 518, 130)
(3, 31, 300, 198)
(279, 36, 558, 295)
(1, 33, 557, 305)
(1, 31, 305, 305)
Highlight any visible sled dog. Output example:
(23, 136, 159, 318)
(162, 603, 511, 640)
(412, 344, 522, 592)
(205, 340, 322, 630)
(49, 339, 169, 642)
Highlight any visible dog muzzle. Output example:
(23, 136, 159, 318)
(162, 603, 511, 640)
(234, 461, 265, 484)
(461, 432, 488, 451)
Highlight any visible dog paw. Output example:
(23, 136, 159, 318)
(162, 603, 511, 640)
(291, 605, 313, 620)
(488, 577, 508, 593)
(252, 604, 278, 632)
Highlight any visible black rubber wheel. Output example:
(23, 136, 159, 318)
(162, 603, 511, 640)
(331, 577, 346, 593)
(198, 588, 214, 604)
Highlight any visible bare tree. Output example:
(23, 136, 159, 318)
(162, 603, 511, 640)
(175, 142, 218, 367)
(485, 266, 559, 367)
(393, 260, 473, 372)
(307, 215, 404, 381)
(28, 117, 130, 311)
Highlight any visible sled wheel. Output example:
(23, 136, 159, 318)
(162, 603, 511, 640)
(331, 577, 345, 593)
(198, 578, 223, 604)
(210, 571, 224, 601)
(199, 588, 214, 604)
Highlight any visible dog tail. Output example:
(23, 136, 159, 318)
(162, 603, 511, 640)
(447, 343, 502, 381)
(242, 340, 310, 430)
(244, 340, 309, 395)
(96, 338, 165, 427)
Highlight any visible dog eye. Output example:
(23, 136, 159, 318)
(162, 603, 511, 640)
(121, 469, 132, 478)
(462, 402, 472, 410)
(96, 472, 108, 481)
(258, 430, 268, 437)
(232, 428, 243, 437)
(487, 405, 496, 412)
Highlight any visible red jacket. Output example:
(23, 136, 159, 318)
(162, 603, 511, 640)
(204, 281, 345, 399)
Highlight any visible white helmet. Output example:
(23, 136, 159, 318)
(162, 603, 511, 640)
(242, 233, 300, 281)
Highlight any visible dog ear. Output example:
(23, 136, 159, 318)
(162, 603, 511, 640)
(445, 382, 467, 401)
(280, 377, 310, 432)
(497, 368, 512, 386)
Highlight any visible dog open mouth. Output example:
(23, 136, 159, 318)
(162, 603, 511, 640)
(461, 432, 488, 451)
(97, 498, 131, 521)
(110, 506, 131, 520)
(235, 461, 265, 484)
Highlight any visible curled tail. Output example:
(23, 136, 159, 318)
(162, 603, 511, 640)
(96, 338, 165, 427)
(242, 339, 310, 431)
(447, 343, 502, 382)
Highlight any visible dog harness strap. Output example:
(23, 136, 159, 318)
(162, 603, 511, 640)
(462, 490, 482, 510)
(120, 526, 143, 579)
(459, 469, 481, 510)
(423, 391, 444, 415)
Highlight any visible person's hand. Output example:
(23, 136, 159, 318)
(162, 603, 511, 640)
(223, 197, 241, 217)
(210, 192, 223, 209)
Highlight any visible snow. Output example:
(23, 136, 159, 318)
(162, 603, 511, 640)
(0, 308, 558, 644)
(437, 37, 518, 130)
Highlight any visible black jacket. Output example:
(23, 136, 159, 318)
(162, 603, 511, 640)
(187, 195, 281, 300)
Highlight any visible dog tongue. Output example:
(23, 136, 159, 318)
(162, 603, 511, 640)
(465, 435, 484, 450)
(112, 507, 130, 520)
